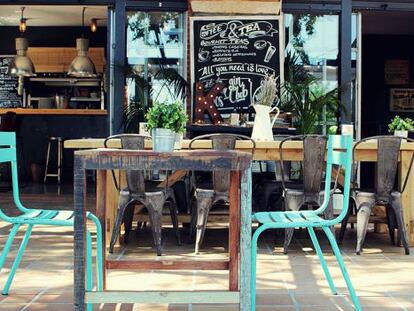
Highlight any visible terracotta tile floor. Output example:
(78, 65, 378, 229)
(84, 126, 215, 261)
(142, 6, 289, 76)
(0, 184, 413, 310)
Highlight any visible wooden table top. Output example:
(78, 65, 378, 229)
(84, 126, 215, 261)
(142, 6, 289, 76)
(0, 108, 107, 115)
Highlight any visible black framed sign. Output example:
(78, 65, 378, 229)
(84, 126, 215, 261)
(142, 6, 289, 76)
(190, 16, 283, 115)
(0, 55, 22, 108)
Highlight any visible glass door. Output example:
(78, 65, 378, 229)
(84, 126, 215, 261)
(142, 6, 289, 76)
(124, 10, 186, 132)
(352, 13, 362, 139)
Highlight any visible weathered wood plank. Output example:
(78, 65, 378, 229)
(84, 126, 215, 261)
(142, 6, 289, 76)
(106, 260, 229, 270)
(240, 165, 252, 311)
(74, 157, 86, 311)
(95, 170, 107, 290)
(86, 291, 240, 304)
(401, 151, 414, 244)
(229, 171, 240, 291)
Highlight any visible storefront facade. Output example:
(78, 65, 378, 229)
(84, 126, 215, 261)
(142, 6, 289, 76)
(2, 0, 414, 138)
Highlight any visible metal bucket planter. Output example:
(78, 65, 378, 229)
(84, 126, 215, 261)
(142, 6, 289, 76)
(152, 128, 176, 152)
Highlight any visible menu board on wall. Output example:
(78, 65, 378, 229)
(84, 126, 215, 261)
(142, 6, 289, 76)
(191, 16, 282, 114)
(0, 55, 22, 108)
(390, 88, 414, 112)
(385, 60, 409, 85)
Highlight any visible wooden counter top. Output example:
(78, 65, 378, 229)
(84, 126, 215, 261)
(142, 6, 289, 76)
(0, 108, 107, 116)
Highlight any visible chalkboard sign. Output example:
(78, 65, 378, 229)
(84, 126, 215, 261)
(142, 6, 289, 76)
(191, 16, 282, 114)
(0, 55, 22, 108)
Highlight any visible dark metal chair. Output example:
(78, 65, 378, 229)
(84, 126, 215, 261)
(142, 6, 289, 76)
(338, 135, 414, 255)
(278, 135, 337, 254)
(188, 133, 256, 254)
(104, 134, 181, 256)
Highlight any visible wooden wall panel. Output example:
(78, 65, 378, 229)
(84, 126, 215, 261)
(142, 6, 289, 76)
(190, 0, 281, 15)
(27, 47, 106, 73)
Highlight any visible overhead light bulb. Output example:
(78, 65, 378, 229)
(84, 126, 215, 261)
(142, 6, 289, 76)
(19, 18, 27, 33)
(90, 18, 97, 33)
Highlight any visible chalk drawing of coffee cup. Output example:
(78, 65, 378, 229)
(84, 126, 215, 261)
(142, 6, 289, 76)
(254, 40, 267, 50)
(248, 30, 266, 39)
(198, 49, 210, 63)
(264, 45, 277, 63)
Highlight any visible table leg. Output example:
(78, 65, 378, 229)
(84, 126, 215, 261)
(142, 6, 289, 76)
(229, 171, 240, 291)
(400, 150, 414, 244)
(240, 166, 252, 311)
(96, 170, 107, 290)
(74, 157, 86, 311)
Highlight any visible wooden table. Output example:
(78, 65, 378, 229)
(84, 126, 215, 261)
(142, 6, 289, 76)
(73, 148, 252, 310)
(65, 138, 414, 244)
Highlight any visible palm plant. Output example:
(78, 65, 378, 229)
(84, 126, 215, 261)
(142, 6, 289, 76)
(123, 65, 189, 133)
(281, 51, 342, 134)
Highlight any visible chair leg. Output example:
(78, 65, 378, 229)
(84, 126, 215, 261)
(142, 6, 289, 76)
(188, 199, 197, 240)
(390, 200, 410, 255)
(167, 196, 181, 246)
(322, 227, 362, 311)
(385, 207, 396, 246)
(195, 195, 214, 254)
(87, 213, 103, 291)
(307, 227, 337, 295)
(283, 228, 294, 255)
(356, 203, 373, 255)
(0, 225, 20, 272)
(2, 224, 33, 295)
(145, 194, 166, 256)
(109, 195, 134, 254)
(86, 231, 93, 311)
(123, 203, 136, 244)
(251, 225, 267, 311)
(338, 200, 352, 245)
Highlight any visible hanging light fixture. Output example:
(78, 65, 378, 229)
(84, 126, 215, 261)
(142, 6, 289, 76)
(90, 18, 98, 33)
(7, 7, 36, 78)
(19, 7, 27, 33)
(68, 7, 96, 77)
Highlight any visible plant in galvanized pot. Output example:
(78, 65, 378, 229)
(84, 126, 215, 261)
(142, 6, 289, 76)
(388, 115, 414, 138)
(146, 101, 188, 152)
(251, 74, 280, 141)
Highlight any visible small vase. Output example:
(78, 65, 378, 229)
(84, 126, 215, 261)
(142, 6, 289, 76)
(251, 104, 280, 141)
(394, 130, 408, 138)
(152, 128, 176, 152)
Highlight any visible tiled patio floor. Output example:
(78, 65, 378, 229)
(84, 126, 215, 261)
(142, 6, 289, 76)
(0, 184, 413, 310)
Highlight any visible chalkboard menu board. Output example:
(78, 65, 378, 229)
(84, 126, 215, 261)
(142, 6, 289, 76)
(191, 16, 282, 114)
(0, 55, 22, 108)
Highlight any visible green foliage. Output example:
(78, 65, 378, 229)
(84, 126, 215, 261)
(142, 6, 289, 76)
(281, 75, 342, 135)
(146, 101, 188, 133)
(123, 66, 189, 133)
(388, 115, 414, 133)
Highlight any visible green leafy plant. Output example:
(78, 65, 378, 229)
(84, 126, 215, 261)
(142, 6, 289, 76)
(280, 50, 343, 135)
(123, 66, 189, 133)
(388, 115, 414, 133)
(146, 101, 188, 133)
(255, 74, 279, 106)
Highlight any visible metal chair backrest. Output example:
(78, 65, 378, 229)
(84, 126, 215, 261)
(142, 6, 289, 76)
(279, 135, 327, 200)
(189, 133, 256, 193)
(353, 135, 414, 201)
(315, 134, 353, 225)
(104, 134, 151, 194)
(0, 132, 29, 218)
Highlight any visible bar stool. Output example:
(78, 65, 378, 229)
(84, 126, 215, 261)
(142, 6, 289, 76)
(44, 137, 63, 184)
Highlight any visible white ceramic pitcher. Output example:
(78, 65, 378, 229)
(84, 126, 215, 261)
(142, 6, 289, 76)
(251, 104, 280, 141)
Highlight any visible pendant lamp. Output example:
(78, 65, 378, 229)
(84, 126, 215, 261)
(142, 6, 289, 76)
(7, 7, 36, 77)
(68, 7, 96, 77)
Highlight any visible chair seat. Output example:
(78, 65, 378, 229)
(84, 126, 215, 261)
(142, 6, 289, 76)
(11, 209, 94, 225)
(253, 210, 325, 228)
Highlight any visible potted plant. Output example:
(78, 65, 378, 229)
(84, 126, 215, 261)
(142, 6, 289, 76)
(388, 115, 414, 138)
(251, 74, 280, 141)
(146, 101, 188, 152)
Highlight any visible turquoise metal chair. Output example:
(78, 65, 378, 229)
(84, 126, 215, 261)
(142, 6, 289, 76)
(251, 135, 362, 311)
(0, 132, 103, 303)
